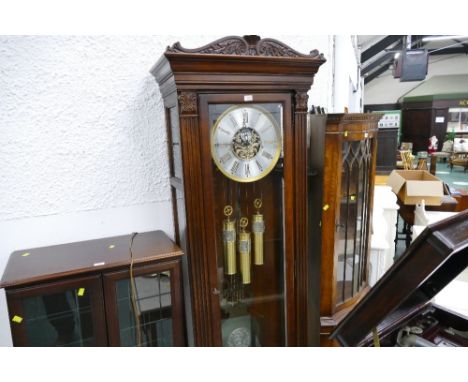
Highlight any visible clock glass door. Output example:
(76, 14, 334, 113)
(207, 101, 286, 346)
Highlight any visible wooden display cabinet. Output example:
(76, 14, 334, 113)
(151, 35, 325, 346)
(309, 113, 381, 346)
(0, 231, 185, 347)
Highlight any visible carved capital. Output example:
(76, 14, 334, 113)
(295, 92, 309, 112)
(178, 92, 198, 114)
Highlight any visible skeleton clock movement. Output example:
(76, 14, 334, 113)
(211, 105, 281, 182)
(151, 35, 325, 346)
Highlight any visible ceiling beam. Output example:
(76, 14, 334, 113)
(362, 52, 393, 75)
(408, 35, 426, 48)
(429, 47, 468, 55)
(364, 64, 390, 85)
(454, 38, 468, 50)
(361, 35, 404, 63)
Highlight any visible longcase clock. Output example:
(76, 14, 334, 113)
(151, 35, 325, 346)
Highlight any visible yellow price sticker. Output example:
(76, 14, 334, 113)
(77, 288, 86, 297)
(323, 204, 330, 211)
(344, 131, 348, 137)
(12, 315, 23, 324)
(350, 195, 356, 201)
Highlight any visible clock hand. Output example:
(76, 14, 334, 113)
(242, 109, 248, 127)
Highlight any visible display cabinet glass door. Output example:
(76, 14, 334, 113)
(103, 261, 184, 346)
(6, 275, 107, 346)
(206, 101, 287, 347)
(336, 137, 373, 305)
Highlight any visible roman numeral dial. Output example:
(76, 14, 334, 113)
(211, 105, 282, 183)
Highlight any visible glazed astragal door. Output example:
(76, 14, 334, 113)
(336, 138, 373, 304)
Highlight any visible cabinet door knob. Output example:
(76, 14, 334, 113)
(212, 288, 220, 295)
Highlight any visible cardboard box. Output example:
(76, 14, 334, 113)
(387, 170, 444, 206)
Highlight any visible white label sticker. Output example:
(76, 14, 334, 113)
(244, 95, 253, 102)
(435, 116, 445, 123)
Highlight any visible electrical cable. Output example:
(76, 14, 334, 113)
(129, 232, 142, 346)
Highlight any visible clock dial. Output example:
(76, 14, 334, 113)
(211, 105, 281, 182)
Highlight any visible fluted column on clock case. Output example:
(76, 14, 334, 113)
(293, 91, 309, 346)
(178, 91, 214, 346)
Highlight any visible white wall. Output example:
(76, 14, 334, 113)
(286, 35, 362, 113)
(364, 54, 468, 105)
(0, 35, 360, 346)
(331, 35, 363, 113)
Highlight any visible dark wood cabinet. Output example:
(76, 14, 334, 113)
(376, 127, 398, 174)
(401, 98, 468, 153)
(151, 35, 325, 346)
(401, 103, 438, 153)
(0, 231, 185, 347)
(331, 209, 468, 347)
(309, 113, 380, 346)
(362, 107, 399, 174)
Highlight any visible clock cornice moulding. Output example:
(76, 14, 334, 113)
(150, 35, 326, 101)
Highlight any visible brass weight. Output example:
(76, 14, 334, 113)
(238, 217, 251, 284)
(223, 205, 236, 275)
(252, 198, 265, 265)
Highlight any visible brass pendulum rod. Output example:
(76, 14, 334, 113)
(252, 198, 265, 266)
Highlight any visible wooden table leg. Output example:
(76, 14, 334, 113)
(430, 155, 437, 175)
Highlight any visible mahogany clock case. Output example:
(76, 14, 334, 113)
(331, 209, 468, 347)
(151, 35, 325, 346)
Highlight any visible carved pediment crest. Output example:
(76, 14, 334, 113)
(167, 35, 324, 59)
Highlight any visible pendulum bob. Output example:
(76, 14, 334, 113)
(223, 219, 237, 275)
(238, 231, 251, 285)
(252, 213, 265, 265)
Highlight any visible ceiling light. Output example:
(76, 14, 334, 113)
(422, 35, 468, 42)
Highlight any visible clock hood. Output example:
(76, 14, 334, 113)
(151, 35, 326, 97)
